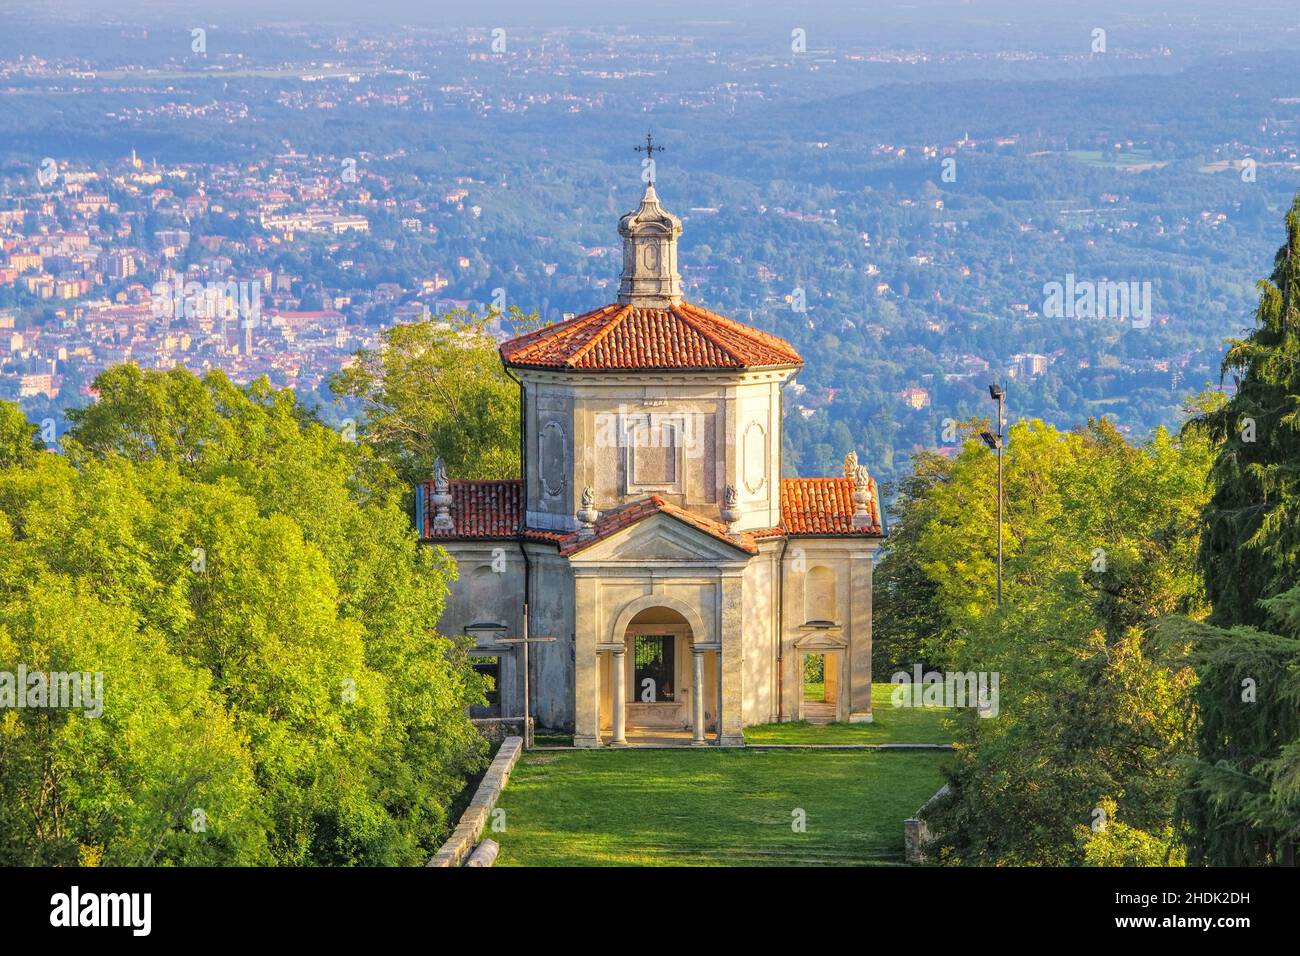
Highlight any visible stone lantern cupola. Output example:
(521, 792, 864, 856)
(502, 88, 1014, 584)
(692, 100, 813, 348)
(617, 182, 683, 308)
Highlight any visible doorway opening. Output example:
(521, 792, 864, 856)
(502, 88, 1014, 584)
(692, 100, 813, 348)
(800, 651, 839, 724)
(803, 652, 826, 703)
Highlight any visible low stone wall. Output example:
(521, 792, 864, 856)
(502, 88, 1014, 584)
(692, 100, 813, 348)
(427, 736, 523, 867)
(904, 783, 950, 864)
(465, 838, 500, 867)
(471, 717, 531, 745)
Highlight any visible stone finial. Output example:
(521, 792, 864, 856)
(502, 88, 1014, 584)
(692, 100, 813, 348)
(577, 486, 599, 538)
(616, 182, 684, 308)
(431, 456, 454, 532)
(721, 483, 741, 528)
(848, 451, 873, 528)
(843, 450, 859, 481)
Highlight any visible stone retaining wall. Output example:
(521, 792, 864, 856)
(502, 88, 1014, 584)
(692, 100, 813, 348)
(904, 783, 951, 864)
(427, 736, 523, 867)
(471, 717, 532, 745)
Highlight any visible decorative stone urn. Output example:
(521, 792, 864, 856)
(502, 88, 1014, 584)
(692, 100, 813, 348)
(721, 484, 741, 528)
(431, 456, 455, 532)
(844, 451, 873, 528)
(577, 487, 599, 538)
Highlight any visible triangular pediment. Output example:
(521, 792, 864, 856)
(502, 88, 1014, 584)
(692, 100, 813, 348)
(568, 511, 751, 565)
(793, 630, 849, 651)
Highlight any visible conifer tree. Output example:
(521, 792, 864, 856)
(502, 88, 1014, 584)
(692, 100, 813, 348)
(1192, 198, 1300, 627)
(1178, 196, 1300, 866)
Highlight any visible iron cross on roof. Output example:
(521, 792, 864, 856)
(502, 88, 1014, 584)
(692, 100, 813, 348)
(634, 132, 665, 182)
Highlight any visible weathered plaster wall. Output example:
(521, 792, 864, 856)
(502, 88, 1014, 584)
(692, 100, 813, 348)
(776, 537, 881, 722)
(526, 545, 576, 729)
(519, 369, 795, 535)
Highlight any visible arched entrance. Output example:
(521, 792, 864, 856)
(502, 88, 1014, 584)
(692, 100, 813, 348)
(600, 605, 716, 744)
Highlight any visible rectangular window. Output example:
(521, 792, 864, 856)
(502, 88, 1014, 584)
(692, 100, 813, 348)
(472, 656, 501, 709)
(633, 635, 675, 702)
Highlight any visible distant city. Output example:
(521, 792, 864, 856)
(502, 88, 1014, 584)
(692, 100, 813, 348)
(4, 2, 1300, 483)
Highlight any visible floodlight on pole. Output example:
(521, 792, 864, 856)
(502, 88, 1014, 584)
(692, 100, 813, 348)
(988, 382, 1006, 606)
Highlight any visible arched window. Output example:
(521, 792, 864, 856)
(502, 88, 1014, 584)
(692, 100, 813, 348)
(805, 565, 837, 625)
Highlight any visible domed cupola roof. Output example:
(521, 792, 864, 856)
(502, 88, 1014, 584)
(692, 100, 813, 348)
(500, 181, 802, 372)
(616, 182, 685, 308)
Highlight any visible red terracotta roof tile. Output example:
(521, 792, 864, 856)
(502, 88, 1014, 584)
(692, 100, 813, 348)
(559, 495, 758, 556)
(777, 476, 882, 536)
(417, 477, 882, 544)
(500, 301, 803, 371)
(420, 479, 524, 539)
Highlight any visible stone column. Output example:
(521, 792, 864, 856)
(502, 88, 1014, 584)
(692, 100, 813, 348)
(573, 572, 601, 747)
(718, 572, 746, 745)
(611, 646, 627, 746)
(691, 648, 706, 745)
(848, 549, 875, 723)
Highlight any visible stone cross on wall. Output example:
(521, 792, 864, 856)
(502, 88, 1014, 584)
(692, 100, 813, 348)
(497, 603, 557, 749)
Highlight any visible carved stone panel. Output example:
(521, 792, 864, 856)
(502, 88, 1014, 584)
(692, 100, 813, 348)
(539, 420, 567, 498)
(742, 420, 768, 495)
(624, 413, 684, 495)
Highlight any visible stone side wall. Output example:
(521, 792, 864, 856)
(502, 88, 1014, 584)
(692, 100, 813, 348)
(427, 736, 523, 868)
(777, 537, 881, 723)
(471, 717, 530, 745)
(526, 546, 577, 729)
(904, 783, 951, 864)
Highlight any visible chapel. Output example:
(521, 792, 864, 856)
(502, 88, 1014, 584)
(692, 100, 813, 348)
(418, 178, 884, 746)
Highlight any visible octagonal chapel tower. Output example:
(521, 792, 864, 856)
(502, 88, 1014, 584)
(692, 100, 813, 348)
(500, 182, 804, 534)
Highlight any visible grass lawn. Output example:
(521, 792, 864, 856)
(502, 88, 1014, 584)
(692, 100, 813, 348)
(743, 683, 955, 745)
(495, 747, 949, 866)
(533, 730, 575, 747)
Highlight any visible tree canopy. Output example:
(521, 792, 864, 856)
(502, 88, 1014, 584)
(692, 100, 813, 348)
(0, 366, 487, 865)
(330, 311, 523, 486)
(1169, 196, 1300, 866)
(880, 418, 1211, 865)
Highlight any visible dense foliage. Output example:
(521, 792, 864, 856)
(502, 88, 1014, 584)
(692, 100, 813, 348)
(0, 366, 487, 865)
(1169, 197, 1300, 866)
(877, 418, 1212, 865)
(331, 312, 522, 485)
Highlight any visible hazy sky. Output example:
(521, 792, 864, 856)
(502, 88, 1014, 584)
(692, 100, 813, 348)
(4, 0, 1283, 30)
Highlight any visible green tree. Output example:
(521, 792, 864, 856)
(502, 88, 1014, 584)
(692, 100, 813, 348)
(1191, 198, 1300, 628)
(1172, 197, 1300, 866)
(331, 311, 523, 485)
(0, 572, 266, 866)
(873, 447, 954, 676)
(1, 367, 488, 865)
(0, 402, 42, 469)
(887, 419, 1211, 864)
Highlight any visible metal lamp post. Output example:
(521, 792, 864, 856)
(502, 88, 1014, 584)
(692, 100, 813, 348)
(980, 384, 1006, 607)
